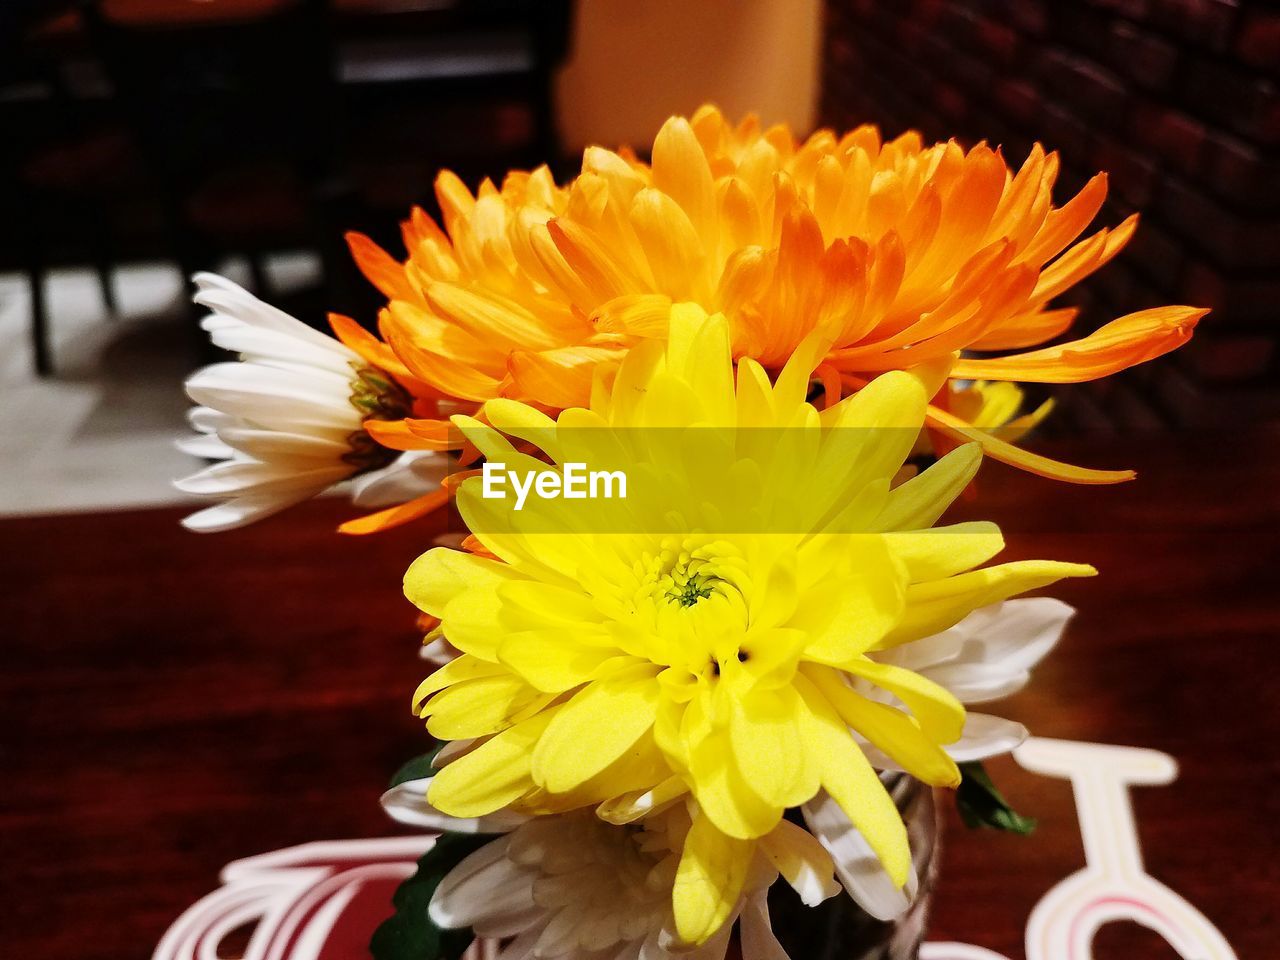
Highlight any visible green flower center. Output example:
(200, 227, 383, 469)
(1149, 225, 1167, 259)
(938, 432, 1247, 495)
(344, 363, 412, 474)
(667, 570, 718, 607)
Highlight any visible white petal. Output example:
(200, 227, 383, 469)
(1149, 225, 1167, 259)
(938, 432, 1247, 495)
(381, 778, 528, 833)
(875, 629, 966, 673)
(421, 637, 462, 666)
(880, 599, 1074, 705)
(471, 903, 546, 941)
(193, 357, 357, 404)
(187, 406, 236, 434)
(943, 713, 1028, 762)
(921, 664, 1030, 703)
(738, 891, 790, 960)
(802, 791, 918, 921)
(176, 433, 236, 459)
(192, 272, 359, 357)
(757, 821, 841, 906)
(435, 839, 545, 936)
(496, 927, 544, 960)
(217, 425, 352, 462)
(174, 459, 349, 497)
(351, 450, 447, 508)
(533, 906, 589, 956)
(179, 488, 317, 532)
(204, 321, 359, 376)
(185, 363, 361, 433)
(638, 930, 666, 960)
(432, 737, 479, 767)
(430, 836, 535, 929)
(960, 598, 1073, 674)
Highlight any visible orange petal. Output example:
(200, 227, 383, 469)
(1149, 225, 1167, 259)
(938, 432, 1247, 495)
(338, 488, 449, 535)
(951, 306, 1207, 383)
(926, 403, 1134, 484)
(434, 169, 476, 233)
(1031, 214, 1137, 304)
(366, 418, 462, 452)
(382, 304, 504, 402)
(593, 294, 673, 338)
(442, 469, 481, 493)
(330, 312, 395, 369)
(547, 219, 640, 306)
(1019, 172, 1108, 266)
(345, 232, 417, 303)
(969, 307, 1078, 351)
(460, 534, 499, 560)
(402, 205, 449, 250)
(329, 313, 435, 398)
(425, 283, 564, 352)
(507, 344, 623, 409)
(814, 363, 842, 409)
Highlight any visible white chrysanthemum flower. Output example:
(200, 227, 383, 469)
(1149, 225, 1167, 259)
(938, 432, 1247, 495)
(804, 597, 1074, 919)
(175, 273, 436, 532)
(381, 790, 845, 960)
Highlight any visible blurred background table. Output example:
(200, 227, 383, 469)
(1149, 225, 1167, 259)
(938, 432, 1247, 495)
(2, 428, 1277, 959)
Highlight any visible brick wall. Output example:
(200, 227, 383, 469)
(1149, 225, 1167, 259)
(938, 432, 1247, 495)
(822, 0, 1280, 429)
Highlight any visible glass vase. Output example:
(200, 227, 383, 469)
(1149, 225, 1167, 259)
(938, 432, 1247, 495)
(768, 774, 940, 960)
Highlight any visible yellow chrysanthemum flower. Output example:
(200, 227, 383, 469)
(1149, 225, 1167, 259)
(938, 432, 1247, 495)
(348, 104, 1204, 486)
(402, 305, 1093, 943)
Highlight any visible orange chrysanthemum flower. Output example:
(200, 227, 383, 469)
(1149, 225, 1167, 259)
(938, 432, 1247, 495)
(343, 105, 1204, 494)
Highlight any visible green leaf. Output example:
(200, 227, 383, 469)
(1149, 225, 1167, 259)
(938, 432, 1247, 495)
(389, 742, 445, 788)
(955, 760, 1037, 835)
(370, 831, 492, 960)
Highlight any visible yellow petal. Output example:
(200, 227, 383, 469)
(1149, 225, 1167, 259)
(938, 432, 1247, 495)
(480, 398, 561, 460)
(424, 673, 548, 740)
(497, 629, 618, 692)
(427, 709, 557, 817)
(791, 538, 906, 661)
(925, 404, 1135, 484)
(728, 688, 816, 810)
(411, 654, 506, 711)
(806, 664, 959, 787)
(842, 659, 966, 743)
(596, 775, 690, 825)
(403, 548, 518, 619)
(531, 667, 661, 792)
(673, 811, 754, 945)
(871, 443, 982, 532)
(881, 559, 1097, 648)
(794, 674, 910, 887)
(882, 521, 1005, 581)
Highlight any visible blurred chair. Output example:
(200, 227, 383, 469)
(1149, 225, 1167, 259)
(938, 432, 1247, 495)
(0, 4, 145, 376)
(83, 0, 342, 307)
(323, 0, 574, 321)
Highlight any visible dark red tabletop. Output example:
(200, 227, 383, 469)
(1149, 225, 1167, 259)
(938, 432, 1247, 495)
(3, 428, 1277, 959)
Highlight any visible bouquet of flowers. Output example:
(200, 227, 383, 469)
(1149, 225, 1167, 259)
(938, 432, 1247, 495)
(176, 106, 1204, 960)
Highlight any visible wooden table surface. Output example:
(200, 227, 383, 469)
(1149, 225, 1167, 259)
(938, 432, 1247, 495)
(3, 429, 1277, 959)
